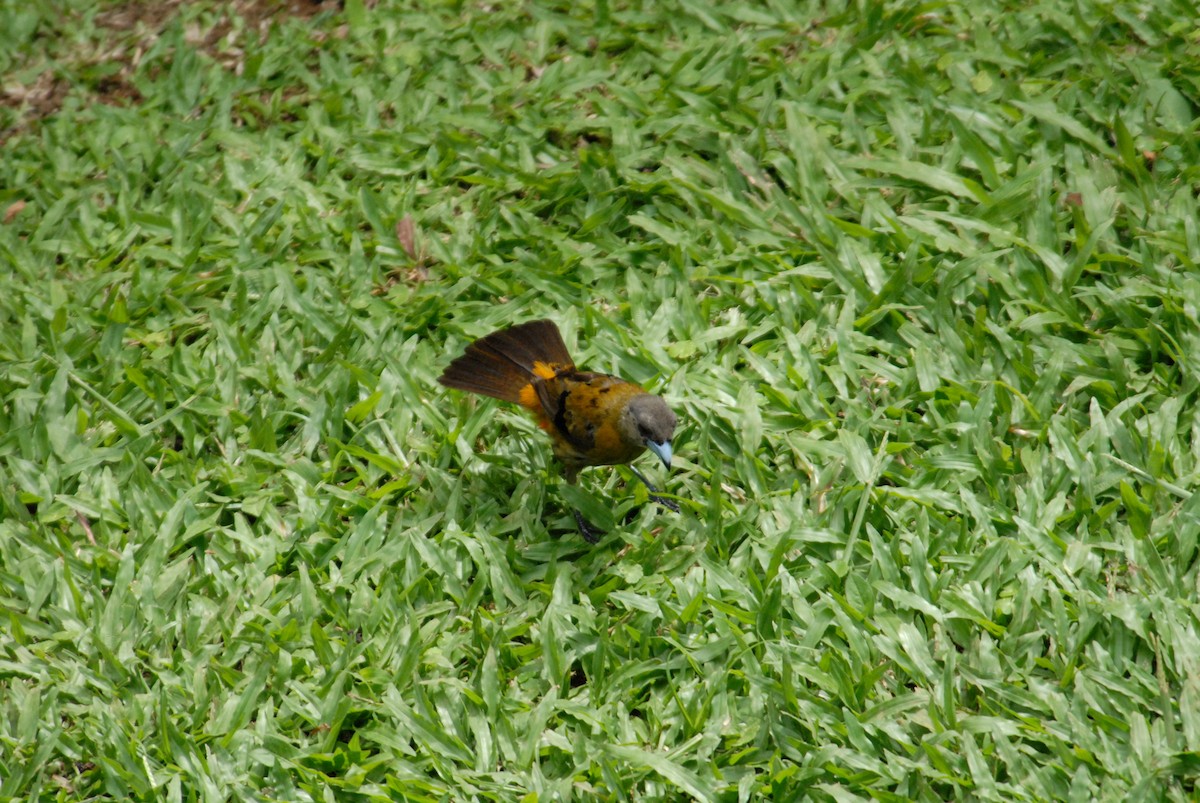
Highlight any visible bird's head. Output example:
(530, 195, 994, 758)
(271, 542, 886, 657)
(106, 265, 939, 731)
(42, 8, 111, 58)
(620, 393, 677, 469)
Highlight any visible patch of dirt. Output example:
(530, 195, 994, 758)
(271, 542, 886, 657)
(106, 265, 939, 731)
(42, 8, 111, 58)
(1, 0, 348, 142)
(1, 72, 71, 120)
(96, 0, 343, 38)
(241, 0, 347, 23)
(97, 0, 345, 57)
(93, 0, 186, 34)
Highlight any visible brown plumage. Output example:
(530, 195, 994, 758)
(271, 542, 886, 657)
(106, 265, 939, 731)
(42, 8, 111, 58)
(439, 319, 678, 540)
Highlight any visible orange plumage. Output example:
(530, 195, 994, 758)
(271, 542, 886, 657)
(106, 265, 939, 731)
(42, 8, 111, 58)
(439, 319, 678, 540)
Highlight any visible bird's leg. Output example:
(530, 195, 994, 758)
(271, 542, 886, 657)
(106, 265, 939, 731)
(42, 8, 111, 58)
(573, 509, 604, 544)
(628, 467, 681, 513)
(561, 463, 604, 543)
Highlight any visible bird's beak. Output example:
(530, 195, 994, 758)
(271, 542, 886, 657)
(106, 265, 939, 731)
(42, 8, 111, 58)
(645, 439, 672, 469)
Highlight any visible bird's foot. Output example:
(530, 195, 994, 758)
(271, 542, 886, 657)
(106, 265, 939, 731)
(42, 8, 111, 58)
(629, 467, 680, 513)
(649, 493, 681, 513)
(573, 509, 604, 544)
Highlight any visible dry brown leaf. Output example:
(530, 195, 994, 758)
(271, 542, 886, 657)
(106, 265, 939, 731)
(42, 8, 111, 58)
(395, 215, 418, 260)
(3, 200, 26, 223)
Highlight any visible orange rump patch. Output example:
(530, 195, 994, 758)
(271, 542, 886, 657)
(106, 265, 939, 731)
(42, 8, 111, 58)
(517, 383, 539, 410)
(518, 381, 554, 430)
(531, 361, 560, 380)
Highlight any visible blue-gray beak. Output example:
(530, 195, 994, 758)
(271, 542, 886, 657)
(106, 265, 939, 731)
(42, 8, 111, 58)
(645, 439, 672, 469)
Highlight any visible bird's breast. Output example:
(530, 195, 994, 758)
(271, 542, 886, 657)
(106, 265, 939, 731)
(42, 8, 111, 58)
(546, 372, 647, 467)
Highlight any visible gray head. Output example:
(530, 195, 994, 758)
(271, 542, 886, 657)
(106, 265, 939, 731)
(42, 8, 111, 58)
(619, 393, 677, 468)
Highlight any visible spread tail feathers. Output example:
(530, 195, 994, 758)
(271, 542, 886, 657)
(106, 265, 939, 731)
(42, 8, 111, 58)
(439, 319, 574, 402)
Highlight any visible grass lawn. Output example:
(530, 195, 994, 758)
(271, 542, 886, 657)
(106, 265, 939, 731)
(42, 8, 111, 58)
(2, 0, 1199, 799)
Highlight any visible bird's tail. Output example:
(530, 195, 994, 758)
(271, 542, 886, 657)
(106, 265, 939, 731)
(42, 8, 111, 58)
(438, 319, 574, 402)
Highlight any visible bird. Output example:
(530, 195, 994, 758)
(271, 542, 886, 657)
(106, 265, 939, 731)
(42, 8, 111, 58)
(438, 319, 678, 542)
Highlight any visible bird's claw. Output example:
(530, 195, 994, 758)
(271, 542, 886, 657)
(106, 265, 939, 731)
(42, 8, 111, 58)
(573, 509, 604, 544)
(650, 494, 681, 513)
(629, 467, 680, 513)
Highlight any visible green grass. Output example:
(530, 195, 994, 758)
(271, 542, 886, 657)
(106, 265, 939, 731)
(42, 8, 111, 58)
(2, 0, 1199, 799)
